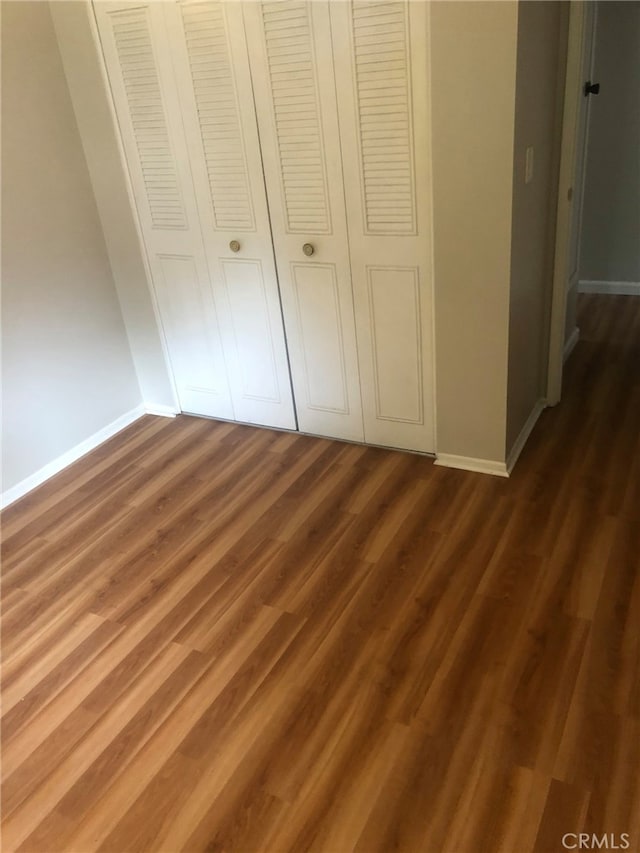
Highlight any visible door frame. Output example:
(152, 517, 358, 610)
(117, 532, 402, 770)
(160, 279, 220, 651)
(546, 0, 594, 405)
(51, 0, 182, 416)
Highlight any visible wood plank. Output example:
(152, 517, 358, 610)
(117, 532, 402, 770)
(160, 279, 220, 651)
(2, 294, 639, 852)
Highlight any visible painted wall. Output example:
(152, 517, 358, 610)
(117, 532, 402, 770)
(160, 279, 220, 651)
(1, 1, 142, 493)
(506, 1, 566, 453)
(579, 1, 640, 285)
(50, 0, 177, 410)
(431, 1, 518, 465)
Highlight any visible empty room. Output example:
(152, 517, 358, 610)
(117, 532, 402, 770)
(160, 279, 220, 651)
(2, 1, 638, 851)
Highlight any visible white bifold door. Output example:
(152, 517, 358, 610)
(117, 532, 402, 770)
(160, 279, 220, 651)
(94, 1, 296, 429)
(330, 0, 434, 452)
(95, 0, 435, 453)
(244, 1, 365, 442)
(245, 0, 434, 451)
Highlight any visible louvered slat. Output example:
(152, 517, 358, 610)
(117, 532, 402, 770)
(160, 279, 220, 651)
(262, 1, 330, 233)
(180, 2, 255, 231)
(352, 1, 415, 234)
(110, 8, 187, 230)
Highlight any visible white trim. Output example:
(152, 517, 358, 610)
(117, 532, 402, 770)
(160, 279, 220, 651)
(144, 403, 179, 418)
(434, 454, 509, 478)
(506, 398, 546, 475)
(426, 2, 438, 457)
(578, 280, 640, 296)
(563, 326, 580, 362)
(87, 2, 181, 413)
(50, 3, 181, 414)
(88, 5, 181, 413)
(1, 405, 145, 509)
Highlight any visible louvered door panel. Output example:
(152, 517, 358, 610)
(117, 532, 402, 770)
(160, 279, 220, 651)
(261, 1, 330, 234)
(352, 1, 415, 234)
(95, 1, 234, 419)
(244, 0, 364, 441)
(180, 2, 254, 232)
(105, 6, 187, 231)
(163, 1, 296, 429)
(331, 0, 434, 452)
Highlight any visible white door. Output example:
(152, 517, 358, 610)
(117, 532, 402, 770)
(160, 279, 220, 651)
(161, 1, 296, 429)
(331, 0, 434, 452)
(243, 0, 365, 442)
(95, 1, 233, 419)
(95, 1, 296, 429)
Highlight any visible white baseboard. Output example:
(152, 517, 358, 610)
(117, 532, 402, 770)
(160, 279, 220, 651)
(434, 454, 509, 478)
(578, 280, 640, 296)
(144, 403, 179, 418)
(1, 404, 145, 509)
(506, 398, 546, 475)
(563, 326, 580, 362)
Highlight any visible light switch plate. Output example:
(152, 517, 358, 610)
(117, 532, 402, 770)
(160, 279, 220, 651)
(525, 146, 534, 184)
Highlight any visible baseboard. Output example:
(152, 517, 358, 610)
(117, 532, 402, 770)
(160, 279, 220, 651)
(578, 280, 640, 296)
(506, 398, 546, 475)
(434, 454, 509, 478)
(144, 403, 179, 418)
(563, 326, 580, 363)
(1, 404, 145, 509)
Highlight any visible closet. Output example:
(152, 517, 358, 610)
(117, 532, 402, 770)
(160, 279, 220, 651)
(94, 0, 434, 452)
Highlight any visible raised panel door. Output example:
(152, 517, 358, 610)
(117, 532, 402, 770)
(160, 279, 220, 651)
(331, 0, 434, 452)
(243, 0, 364, 442)
(94, 1, 234, 419)
(163, 0, 297, 429)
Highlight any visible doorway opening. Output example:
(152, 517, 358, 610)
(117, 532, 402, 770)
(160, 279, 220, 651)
(547, 0, 640, 405)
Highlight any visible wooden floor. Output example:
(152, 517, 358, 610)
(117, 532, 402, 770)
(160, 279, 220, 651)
(2, 293, 639, 853)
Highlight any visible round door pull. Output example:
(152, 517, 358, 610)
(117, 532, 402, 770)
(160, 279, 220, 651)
(302, 243, 314, 257)
(229, 240, 241, 253)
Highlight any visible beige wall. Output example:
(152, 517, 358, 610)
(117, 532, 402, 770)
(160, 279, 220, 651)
(50, 0, 177, 410)
(1, 1, 141, 492)
(579, 1, 640, 284)
(506, 1, 566, 452)
(431, 1, 518, 464)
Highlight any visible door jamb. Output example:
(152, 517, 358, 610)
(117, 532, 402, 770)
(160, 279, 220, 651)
(546, 0, 587, 406)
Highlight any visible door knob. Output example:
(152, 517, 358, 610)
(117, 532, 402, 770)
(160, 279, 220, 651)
(584, 80, 600, 96)
(229, 240, 241, 252)
(302, 243, 314, 256)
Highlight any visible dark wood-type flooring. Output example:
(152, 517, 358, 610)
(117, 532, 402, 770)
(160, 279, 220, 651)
(2, 294, 639, 852)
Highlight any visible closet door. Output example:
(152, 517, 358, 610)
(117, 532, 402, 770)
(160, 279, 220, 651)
(331, 0, 435, 453)
(161, 1, 296, 429)
(94, 1, 234, 420)
(95, 1, 296, 429)
(243, 1, 365, 442)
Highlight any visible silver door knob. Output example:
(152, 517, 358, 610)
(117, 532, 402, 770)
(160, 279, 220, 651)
(302, 243, 314, 257)
(229, 240, 241, 253)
